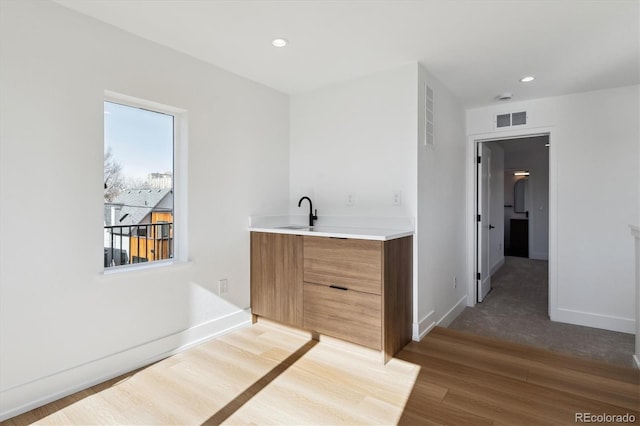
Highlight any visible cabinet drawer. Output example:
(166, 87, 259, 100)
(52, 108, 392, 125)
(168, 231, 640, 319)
(303, 237, 382, 295)
(303, 282, 381, 350)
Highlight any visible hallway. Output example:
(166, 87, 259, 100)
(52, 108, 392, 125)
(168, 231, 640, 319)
(449, 257, 635, 367)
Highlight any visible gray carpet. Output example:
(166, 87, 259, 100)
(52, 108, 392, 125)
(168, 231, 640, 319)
(448, 256, 636, 368)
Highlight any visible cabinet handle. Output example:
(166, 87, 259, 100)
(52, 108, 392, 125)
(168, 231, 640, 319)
(329, 285, 348, 291)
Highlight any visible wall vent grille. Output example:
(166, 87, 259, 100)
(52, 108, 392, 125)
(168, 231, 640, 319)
(512, 111, 527, 126)
(496, 111, 527, 128)
(425, 83, 434, 147)
(496, 113, 511, 128)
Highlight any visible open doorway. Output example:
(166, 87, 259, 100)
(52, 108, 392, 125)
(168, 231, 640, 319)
(476, 135, 549, 304)
(457, 130, 635, 367)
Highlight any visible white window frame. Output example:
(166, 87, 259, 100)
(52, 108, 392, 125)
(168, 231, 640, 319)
(103, 91, 188, 273)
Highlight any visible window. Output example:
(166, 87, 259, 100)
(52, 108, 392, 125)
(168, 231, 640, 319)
(104, 96, 177, 269)
(136, 226, 148, 238)
(158, 221, 170, 239)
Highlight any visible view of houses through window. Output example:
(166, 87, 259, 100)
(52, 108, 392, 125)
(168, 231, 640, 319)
(104, 100, 174, 268)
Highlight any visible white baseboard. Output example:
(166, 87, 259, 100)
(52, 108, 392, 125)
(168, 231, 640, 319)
(412, 310, 435, 341)
(633, 355, 640, 369)
(530, 251, 548, 260)
(436, 295, 468, 328)
(0, 309, 251, 422)
(490, 257, 505, 276)
(552, 308, 635, 334)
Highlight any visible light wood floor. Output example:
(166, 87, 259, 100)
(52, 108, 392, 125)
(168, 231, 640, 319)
(4, 324, 639, 425)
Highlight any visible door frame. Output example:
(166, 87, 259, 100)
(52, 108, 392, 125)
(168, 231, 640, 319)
(466, 127, 557, 320)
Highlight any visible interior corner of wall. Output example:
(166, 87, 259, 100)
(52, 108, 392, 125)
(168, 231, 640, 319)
(436, 295, 468, 328)
(413, 310, 436, 341)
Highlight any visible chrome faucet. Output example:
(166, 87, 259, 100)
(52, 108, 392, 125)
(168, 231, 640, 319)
(298, 196, 318, 227)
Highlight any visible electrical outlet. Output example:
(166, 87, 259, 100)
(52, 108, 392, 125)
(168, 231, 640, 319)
(346, 192, 355, 206)
(393, 191, 401, 206)
(219, 279, 228, 295)
(453, 275, 457, 289)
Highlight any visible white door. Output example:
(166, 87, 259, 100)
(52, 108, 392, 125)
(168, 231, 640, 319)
(477, 144, 492, 302)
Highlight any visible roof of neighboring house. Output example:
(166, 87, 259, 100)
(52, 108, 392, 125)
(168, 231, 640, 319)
(105, 188, 172, 227)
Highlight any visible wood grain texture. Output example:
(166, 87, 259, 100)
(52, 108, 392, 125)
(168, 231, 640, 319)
(382, 236, 413, 363)
(303, 236, 382, 294)
(429, 326, 638, 384)
(397, 327, 639, 425)
(301, 235, 412, 358)
(6, 324, 638, 425)
(250, 232, 303, 327)
(303, 282, 382, 349)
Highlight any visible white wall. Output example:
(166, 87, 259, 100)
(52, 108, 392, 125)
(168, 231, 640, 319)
(289, 63, 468, 339)
(289, 63, 420, 331)
(416, 65, 468, 334)
(486, 142, 505, 272)
(467, 85, 640, 333)
(289, 64, 417, 219)
(0, 0, 289, 419)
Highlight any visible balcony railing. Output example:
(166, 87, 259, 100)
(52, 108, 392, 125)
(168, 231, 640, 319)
(104, 222, 173, 268)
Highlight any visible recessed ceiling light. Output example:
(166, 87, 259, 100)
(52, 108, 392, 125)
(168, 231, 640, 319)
(272, 38, 288, 47)
(519, 76, 535, 83)
(514, 171, 530, 176)
(496, 92, 513, 101)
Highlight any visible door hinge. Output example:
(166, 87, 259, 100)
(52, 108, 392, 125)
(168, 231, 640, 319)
(477, 214, 481, 222)
(477, 156, 481, 164)
(477, 272, 481, 280)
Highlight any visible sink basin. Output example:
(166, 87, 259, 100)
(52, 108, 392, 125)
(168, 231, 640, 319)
(275, 225, 312, 230)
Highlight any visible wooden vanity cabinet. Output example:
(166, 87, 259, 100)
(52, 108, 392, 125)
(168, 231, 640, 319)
(250, 232, 303, 327)
(250, 231, 412, 362)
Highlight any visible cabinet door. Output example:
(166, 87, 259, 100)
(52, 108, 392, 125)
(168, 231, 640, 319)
(250, 232, 303, 327)
(509, 219, 529, 258)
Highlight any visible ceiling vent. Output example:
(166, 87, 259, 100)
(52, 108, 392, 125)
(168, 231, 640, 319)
(425, 83, 434, 148)
(496, 111, 527, 128)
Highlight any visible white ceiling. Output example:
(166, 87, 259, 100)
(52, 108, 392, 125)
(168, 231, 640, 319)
(54, 0, 639, 108)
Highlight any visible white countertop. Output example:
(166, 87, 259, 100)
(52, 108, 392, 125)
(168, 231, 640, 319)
(248, 225, 413, 241)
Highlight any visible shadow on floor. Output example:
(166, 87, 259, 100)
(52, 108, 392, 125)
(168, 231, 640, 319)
(201, 339, 318, 425)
